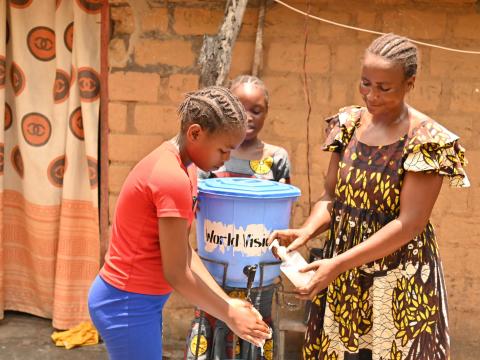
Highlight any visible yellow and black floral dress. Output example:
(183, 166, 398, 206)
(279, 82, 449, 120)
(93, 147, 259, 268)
(303, 106, 469, 360)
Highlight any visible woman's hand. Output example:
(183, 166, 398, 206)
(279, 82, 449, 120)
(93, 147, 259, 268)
(295, 258, 341, 300)
(268, 227, 313, 253)
(225, 298, 271, 347)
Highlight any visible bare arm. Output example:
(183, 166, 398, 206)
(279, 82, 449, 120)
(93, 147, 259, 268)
(159, 217, 269, 343)
(268, 152, 339, 250)
(159, 217, 228, 317)
(298, 171, 443, 299)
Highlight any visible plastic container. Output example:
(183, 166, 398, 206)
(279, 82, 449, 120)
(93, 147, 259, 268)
(268, 240, 315, 288)
(196, 178, 301, 287)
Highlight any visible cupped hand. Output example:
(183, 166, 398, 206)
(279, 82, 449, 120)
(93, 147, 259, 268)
(226, 298, 271, 347)
(267, 227, 312, 253)
(295, 258, 341, 300)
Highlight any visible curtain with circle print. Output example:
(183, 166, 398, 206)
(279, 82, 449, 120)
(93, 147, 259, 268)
(0, 0, 102, 329)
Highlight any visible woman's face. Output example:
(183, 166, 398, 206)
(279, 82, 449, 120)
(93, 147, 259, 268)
(187, 124, 245, 172)
(359, 52, 414, 116)
(231, 83, 268, 142)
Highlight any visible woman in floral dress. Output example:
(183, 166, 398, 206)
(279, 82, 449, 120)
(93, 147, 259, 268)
(269, 33, 469, 360)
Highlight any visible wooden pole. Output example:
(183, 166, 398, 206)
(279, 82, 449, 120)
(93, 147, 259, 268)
(99, 1, 110, 265)
(252, 0, 266, 77)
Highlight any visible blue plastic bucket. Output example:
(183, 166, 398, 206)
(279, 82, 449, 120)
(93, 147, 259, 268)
(196, 178, 301, 287)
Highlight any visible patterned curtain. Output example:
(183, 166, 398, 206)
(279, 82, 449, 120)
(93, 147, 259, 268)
(0, 0, 102, 329)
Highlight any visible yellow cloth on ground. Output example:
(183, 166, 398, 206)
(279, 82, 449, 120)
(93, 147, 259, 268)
(51, 321, 99, 349)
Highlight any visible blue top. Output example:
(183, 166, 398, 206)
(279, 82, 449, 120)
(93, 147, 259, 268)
(198, 177, 301, 199)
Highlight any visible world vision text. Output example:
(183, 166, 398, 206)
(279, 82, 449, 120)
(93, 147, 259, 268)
(205, 229, 269, 248)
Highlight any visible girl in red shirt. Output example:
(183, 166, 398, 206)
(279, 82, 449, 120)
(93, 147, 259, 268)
(88, 86, 270, 360)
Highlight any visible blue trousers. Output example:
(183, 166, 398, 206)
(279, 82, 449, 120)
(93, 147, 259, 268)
(88, 276, 170, 360)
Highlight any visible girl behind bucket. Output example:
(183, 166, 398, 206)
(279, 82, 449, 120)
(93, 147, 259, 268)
(88, 86, 271, 360)
(199, 75, 291, 183)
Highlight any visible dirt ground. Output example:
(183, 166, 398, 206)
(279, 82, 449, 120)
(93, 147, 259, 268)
(3, 309, 477, 359)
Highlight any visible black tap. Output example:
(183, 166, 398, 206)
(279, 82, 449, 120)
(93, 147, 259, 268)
(243, 265, 258, 303)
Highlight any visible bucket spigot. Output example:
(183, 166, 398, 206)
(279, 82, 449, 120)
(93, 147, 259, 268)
(243, 265, 258, 303)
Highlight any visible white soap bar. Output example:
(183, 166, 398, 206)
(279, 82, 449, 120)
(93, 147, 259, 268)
(269, 240, 315, 288)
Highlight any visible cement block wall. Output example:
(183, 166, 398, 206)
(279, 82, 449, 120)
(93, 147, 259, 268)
(107, 1, 480, 357)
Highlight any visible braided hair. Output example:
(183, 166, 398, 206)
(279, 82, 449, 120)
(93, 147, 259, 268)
(367, 33, 418, 78)
(229, 75, 269, 110)
(178, 86, 247, 134)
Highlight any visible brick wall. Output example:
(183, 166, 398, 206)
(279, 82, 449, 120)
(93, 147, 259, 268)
(108, 0, 480, 357)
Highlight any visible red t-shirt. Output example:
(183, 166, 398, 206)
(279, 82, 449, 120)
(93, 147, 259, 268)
(100, 141, 198, 295)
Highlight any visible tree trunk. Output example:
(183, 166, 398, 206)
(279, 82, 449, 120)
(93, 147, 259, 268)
(198, 0, 249, 87)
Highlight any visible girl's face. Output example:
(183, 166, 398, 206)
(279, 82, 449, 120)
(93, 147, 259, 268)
(231, 83, 268, 142)
(186, 124, 245, 172)
(359, 53, 414, 116)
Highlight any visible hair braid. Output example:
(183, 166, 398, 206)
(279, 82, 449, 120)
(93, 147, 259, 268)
(211, 86, 246, 122)
(178, 86, 247, 134)
(367, 33, 418, 78)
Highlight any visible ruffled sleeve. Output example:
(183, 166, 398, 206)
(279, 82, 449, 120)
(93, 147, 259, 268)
(403, 119, 469, 187)
(322, 106, 362, 153)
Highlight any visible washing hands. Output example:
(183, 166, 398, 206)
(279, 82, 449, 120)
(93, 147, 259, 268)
(226, 298, 272, 348)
